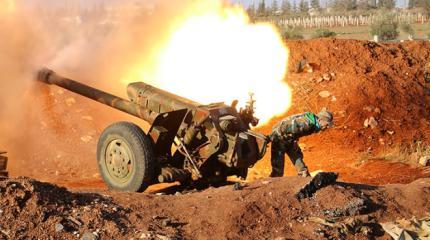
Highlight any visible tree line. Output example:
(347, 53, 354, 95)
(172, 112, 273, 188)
(247, 0, 430, 18)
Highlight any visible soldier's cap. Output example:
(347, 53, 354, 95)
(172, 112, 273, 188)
(316, 108, 334, 126)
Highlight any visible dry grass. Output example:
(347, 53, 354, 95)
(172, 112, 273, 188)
(359, 141, 430, 166)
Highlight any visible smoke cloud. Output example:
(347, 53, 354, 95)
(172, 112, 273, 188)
(0, 0, 289, 184)
(0, 0, 214, 180)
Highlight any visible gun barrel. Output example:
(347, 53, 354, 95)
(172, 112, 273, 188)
(36, 68, 157, 123)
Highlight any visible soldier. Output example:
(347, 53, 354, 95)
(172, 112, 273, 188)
(269, 109, 333, 177)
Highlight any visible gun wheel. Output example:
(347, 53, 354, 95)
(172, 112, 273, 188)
(97, 122, 155, 192)
(105, 139, 133, 180)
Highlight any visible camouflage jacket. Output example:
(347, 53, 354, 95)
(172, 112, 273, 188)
(271, 112, 321, 141)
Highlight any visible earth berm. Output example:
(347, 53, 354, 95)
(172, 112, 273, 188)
(0, 176, 429, 239)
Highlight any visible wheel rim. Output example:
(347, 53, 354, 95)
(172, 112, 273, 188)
(105, 139, 134, 183)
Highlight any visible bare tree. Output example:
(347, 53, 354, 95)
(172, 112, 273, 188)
(271, 0, 280, 14)
(299, 0, 309, 13)
(281, 0, 292, 14)
(257, 0, 267, 16)
(311, 0, 321, 9)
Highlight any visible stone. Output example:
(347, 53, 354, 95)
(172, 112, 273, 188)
(156, 234, 171, 240)
(81, 116, 93, 121)
(363, 106, 373, 112)
(297, 59, 311, 73)
(364, 119, 369, 128)
(374, 107, 381, 114)
(81, 232, 99, 240)
(318, 91, 331, 98)
(80, 135, 93, 143)
(140, 231, 155, 239)
(67, 216, 83, 227)
(364, 117, 378, 129)
(368, 117, 378, 129)
(419, 156, 430, 166)
(161, 218, 173, 227)
(322, 73, 331, 81)
(65, 97, 76, 106)
(315, 77, 324, 83)
(55, 223, 64, 233)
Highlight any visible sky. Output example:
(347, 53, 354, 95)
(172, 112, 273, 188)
(22, 0, 408, 10)
(232, 0, 407, 9)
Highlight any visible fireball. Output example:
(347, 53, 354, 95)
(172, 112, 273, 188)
(0, 0, 15, 14)
(124, 0, 291, 124)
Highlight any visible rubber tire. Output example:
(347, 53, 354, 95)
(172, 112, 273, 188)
(97, 122, 155, 192)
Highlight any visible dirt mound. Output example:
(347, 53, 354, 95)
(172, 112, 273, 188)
(253, 39, 430, 183)
(260, 38, 430, 148)
(1, 176, 429, 239)
(0, 177, 133, 239)
(283, 39, 430, 147)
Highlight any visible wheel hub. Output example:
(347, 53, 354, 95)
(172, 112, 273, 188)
(105, 139, 133, 181)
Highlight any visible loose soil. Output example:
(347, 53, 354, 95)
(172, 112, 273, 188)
(0, 176, 429, 239)
(254, 38, 430, 184)
(1, 39, 430, 239)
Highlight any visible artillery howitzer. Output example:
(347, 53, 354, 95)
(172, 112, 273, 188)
(37, 69, 268, 192)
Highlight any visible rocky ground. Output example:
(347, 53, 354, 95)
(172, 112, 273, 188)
(0, 176, 429, 239)
(255, 38, 430, 184)
(1, 39, 430, 239)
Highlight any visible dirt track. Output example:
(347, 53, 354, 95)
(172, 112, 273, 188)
(1, 176, 429, 239)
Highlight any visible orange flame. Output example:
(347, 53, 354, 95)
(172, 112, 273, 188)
(123, 1, 291, 124)
(0, 0, 15, 14)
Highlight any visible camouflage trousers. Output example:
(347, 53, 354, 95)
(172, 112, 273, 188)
(270, 136, 307, 177)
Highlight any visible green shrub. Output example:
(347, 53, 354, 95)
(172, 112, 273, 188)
(313, 28, 337, 38)
(369, 13, 399, 41)
(400, 23, 415, 36)
(282, 26, 304, 39)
